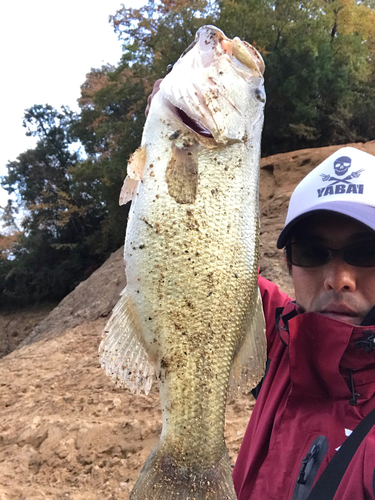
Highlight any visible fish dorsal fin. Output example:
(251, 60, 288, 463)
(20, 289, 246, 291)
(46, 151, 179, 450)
(99, 287, 155, 395)
(119, 177, 139, 206)
(228, 288, 267, 398)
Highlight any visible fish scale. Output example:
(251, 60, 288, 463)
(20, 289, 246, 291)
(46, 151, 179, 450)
(99, 25, 267, 499)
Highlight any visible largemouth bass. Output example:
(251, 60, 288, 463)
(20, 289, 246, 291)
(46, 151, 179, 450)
(99, 25, 267, 500)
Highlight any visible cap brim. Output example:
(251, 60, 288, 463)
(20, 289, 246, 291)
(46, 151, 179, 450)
(276, 201, 375, 249)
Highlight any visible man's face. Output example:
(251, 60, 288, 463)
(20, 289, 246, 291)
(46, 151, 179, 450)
(291, 213, 375, 325)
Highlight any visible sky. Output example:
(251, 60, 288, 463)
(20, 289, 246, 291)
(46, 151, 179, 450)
(0, 0, 143, 210)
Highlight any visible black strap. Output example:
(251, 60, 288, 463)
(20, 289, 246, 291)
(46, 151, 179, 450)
(306, 408, 375, 499)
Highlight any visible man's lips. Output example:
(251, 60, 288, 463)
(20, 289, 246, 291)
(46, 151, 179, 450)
(318, 304, 360, 323)
(320, 305, 358, 316)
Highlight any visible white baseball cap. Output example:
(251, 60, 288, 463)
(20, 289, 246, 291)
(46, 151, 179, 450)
(277, 147, 375, 249)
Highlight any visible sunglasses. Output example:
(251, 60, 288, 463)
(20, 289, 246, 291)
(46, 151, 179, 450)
(284, 240, 375, 268)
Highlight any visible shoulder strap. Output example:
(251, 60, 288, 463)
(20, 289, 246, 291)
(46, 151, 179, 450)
(307, 408, 375, 499)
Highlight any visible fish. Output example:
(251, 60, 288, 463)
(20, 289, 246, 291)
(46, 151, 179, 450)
(99, 24, 267, 500)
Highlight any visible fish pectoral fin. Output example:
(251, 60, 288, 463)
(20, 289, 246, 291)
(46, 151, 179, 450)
(228, 287, 267, 397)
(119, 177, 139, 206)
(127, 145, 147, 180)
(99, 287, 154, 395)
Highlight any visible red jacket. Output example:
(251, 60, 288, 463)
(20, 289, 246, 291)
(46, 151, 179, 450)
(233, 275, 375, 500)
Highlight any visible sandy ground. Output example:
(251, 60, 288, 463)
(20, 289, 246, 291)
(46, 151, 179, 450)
(0, 318, 254, 500)
(0, 306, 55, 358)
(1, 142, 374, 499)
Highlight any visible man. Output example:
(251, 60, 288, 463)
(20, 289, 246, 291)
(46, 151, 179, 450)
(233, 146, 375, 500)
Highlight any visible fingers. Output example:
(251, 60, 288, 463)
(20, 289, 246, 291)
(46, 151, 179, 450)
(145, 79, 163, 116)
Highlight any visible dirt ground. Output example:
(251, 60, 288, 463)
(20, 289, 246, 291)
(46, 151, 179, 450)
(1, 141, 374, 499)
(0, 318, 255, 500)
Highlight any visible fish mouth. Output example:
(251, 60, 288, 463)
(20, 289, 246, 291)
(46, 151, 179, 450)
(175, 107, 214, 138)
(174, 32, 264, 138)
(161, 25, 265, 143)
(192, 25, 264, 77)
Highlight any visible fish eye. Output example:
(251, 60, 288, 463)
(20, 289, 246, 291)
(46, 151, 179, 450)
(255, 89, 266, 103)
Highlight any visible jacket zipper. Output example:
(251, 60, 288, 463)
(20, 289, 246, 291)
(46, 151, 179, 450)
(292, 436, 329, 500)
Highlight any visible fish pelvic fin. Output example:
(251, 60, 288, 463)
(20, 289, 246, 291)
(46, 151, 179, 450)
(99, 287, 155, 395)
(228, 287, 267, 398)
(119, 177, 139, 205)
(130, 445, 237, 500)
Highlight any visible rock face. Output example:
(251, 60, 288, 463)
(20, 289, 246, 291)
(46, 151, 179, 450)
(1, 142, 374, 499)
(19, 246, 126, 348)
(0, 306, 55, 358)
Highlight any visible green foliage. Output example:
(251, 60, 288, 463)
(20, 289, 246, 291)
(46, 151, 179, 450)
(218, 0, 375, 154)
(1, 200, 19, 233)
(111, 0, 218, 69)
(2, 0, 375, 307)
(70, 0, 218, 259)
(72, 63, 147, 255)
(0, 105, 110, 306)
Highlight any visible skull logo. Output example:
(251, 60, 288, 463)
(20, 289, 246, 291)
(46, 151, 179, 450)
(333, 156, 352, 176)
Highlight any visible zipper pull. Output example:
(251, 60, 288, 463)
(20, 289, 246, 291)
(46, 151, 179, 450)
(292, 436, 329, 500)
(297, 444, 320, 485)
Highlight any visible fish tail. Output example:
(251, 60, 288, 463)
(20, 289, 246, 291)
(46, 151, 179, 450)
(130, 445, 237, 500)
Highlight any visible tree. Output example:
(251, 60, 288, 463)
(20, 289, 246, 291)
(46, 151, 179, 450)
(72, 0, 219, 252)
(217, 0, 375, 154)
(2, 0, 375, 306)
(0, 105, 109, 306)
(0, 200, 19, 233)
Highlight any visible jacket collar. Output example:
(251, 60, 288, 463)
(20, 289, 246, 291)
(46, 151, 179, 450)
(277, 303, 375, 402)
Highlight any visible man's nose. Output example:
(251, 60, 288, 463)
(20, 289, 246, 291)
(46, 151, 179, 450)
(323, 256, 357, 292)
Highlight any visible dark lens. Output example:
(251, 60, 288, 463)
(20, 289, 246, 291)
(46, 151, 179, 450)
(289, 242, 330, 267)
(344, 240, 375, 267)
